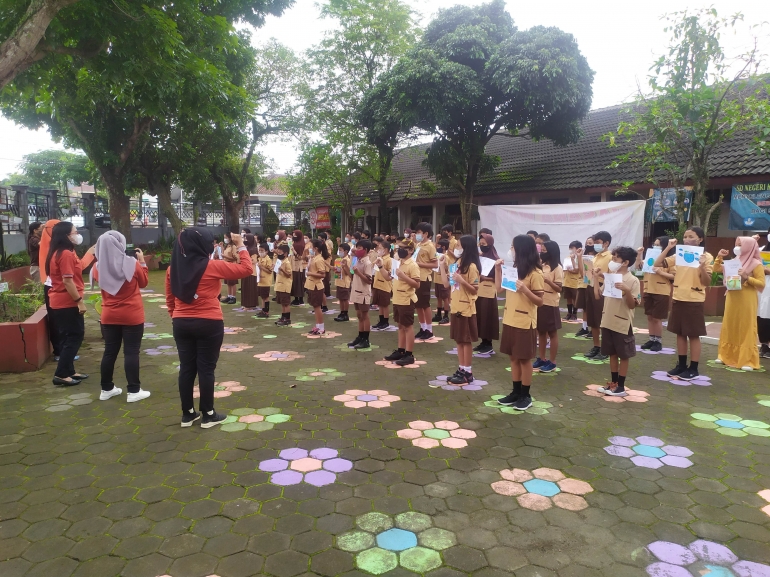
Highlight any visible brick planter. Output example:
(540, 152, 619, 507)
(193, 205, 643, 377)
(0, 266, 32, 292)
(0, 306, 51, 373)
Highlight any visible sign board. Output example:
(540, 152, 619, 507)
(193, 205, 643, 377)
(729, 182, 770, 230)
(308, 207, 331, 230)
(651, 188, 692, 223)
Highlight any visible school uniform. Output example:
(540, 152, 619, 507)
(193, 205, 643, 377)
(434, 254, 451, 300)
(415, 240, 437, 308)
(537, 264, 563, 332)
(476, 267, 500, 341)
(449, 264, 479, 343)
(241, 254, 259, 308)
(371, 253, 392, 307)
(562, 258, 586, 309)
(586, 250, 612, 328)
(304, 254, 329, 308)
(274, 258, 293, 305)
(351, 258, 374, 311)
(392, 257, 421, 326)
(500, 269, 544, 359)
(643, 267, 674, 319)
(222, 244, 239, 286)
(600, 271, 641, 359)
(291, 249, 306, 299)
(336, 254, 352, 301)
(256, 254, 273, 301)
(662, 252, 713, 336)
(323, 255, 332, 297)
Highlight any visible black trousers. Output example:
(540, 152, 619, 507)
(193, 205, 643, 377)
(100, 323, 144, 393)
(44, 285, 63, 356)
(50, 307, 84, 378)
(172, 318, 224, 414)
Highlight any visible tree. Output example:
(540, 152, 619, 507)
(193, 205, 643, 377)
(370, 0, 594, 231)
(607, 8, 770, 230)
(19, 149, 90, 193)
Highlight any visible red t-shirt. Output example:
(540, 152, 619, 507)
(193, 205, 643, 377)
(165, 248, 253, 320)
(48, 250, 94, 309)
(94, 261, 148, 326)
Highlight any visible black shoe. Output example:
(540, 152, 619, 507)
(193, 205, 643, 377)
(667, 365, 686, 377)
(201, 411, 227, 429)
(291, 298, 300, 306)
(321, 306, 329, 313)
(353, 339, 371, 350)
(649, 341, 663, 352)
(275, 318, 291, 326)
(334, 314, 348, 322)
(384, 349, 405, 361)
(593, 353, 609, 361)
(256, 311, 270, 318)
(394, 354, 415, 366)
(472, 343, 484, 352)
(678, 368, 699, 381)
(514, 396, 532, 411)
(497, 391, 520, 406)
(475, 343, 493, 355)
(584, 346, 600, 359)
(575, 327, 589, 337)
(181, 411, 201, 427)
(420, 330, 434, 340)
(372, 320, 387, 331)
(415, 329, 427, 340)
(432, 312, 442, 323)
(348, 336, 362, 348)
(439, 316, 449, 325)
(53, 376, 81, 387)
(447, 370, 472, 385)
(640, 339, 654, 350)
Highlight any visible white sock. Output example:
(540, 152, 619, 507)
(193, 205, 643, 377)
(318, 323, 324, 331)
(425, 323, 431, 332)
(462, 365, 471, 373)
(582, 321, 587, 329)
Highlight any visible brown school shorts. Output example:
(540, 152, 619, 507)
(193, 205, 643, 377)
(275, 291, 291, 306)
(371, 287, 391, 308)
(336, 287, 350, 301)
(416, 280, 432, 308)
(500, 324, 537, 360)
(601, 327, 636, 359)
(307, 288, 324, 308)
(257, 286, 270, 300)
(393, 303, 415, 327)
(354, 302, 371, 313)
(585, 290, 604, 328)
(643, 293, 670, 320)
(435, 283, 450, 300)
(667, 300, 706, 337)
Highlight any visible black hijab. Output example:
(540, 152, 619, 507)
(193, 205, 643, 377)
(170, 227, 215, 304)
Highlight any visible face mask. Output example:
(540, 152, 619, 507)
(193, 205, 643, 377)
(391, 244, 395, 251)
(268, 242, 274, 250)
(397, 248, 408, 259)
(415, 234, 423, 242)
(733, 246, 742, 257)
(351, 239, 356, 245)
(274, 234, 280, 241)
(345, 238, 350, 243)
(594, 243, 604, 252)
(507, 248, 515, 261)
(569, 249, 576, 256)
(258, 252, 267, 258)
(608, 261, 622, 273)
(377, 248, 386, 255)
(540, 252, 548, 260)
(536, 244, 542, 253)
(480, 245, 491, 253)
(224, 238, 229, 245)
(355, 248, 367, 258)
(338, 251, 344, 257)
(277, 253, 286, 260)
(437, 248, 444, 254)
(70, 233, 83, 246)
(453, 249, 462, 258)
(308, 248, 314, 256)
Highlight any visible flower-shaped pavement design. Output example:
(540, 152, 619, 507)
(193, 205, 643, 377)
(651, 370, 711, 386)
(375, 359, 427, 370)
(143, 322, 156, 328)
(45, 393, 93, 412)
(690, 413, 770, 437)
(334, 343, 380, 353)
(490, 468, 593, 511)
(396, 420, 476, 449)
(160, 362, 180, 375)
(583, 384, 649, 403)
(757, 394, 770, 408)
(304, 330, 342, 339)
(415, 336, 444, 344)
(253, 350, 305, 362)
(142, 332, 173, 340)
(144, 345, 177, 356)
(338, 511, 455, 575)
(636, 345, 676, 355)
(759, 490, 770, 518)
(220, 343, 254, 353)
(428, 375, 489, 391)
(223, 326, 246, 334)
(484, 395, 553, 415)
(645, 539, 770, 576)
(604, 436, 693, 469)
(446, 347, 494, 359)
(232, 306, 259, 312)
(146, 297, 166, 302)
(219, 407, 291, 432)
(289, 368, 346, 382)
(334, 389, 400, 408)
(258, 448, 352, 486)
(707, 359, 767, 374)
(193, 381, 245, 399)
(571, 353, 610, 365)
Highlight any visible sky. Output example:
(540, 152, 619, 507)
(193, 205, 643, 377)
(1, 0, 767, 180)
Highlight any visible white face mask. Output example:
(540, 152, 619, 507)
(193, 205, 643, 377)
(608, 260, 622, 273)
(453, 248, 462, 258)
(733, 246, 741, 257)
(308, 248, 314, 256)
(593, 243, 604, 252)
(258, 251, 267, 258)
(569, 249, 576, 256)
(70, 233, 83, 246)
(415, 234, 423, 242)
(268, 242, 274, 250)
(507, 248, 515, 261)
(338, 251, 344, 257)
(224, 238, 229, 245)
(767, 234, 770, 243)
(274, 234, 280, 240)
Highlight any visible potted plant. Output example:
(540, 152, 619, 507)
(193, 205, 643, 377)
(0, 281, 50, 372)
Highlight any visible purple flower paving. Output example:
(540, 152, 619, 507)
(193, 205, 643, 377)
(258, 448, 353, 487)
(604, 436, 693, 469)
(651, 370, 712, 386)
(645, 539, 770, 576)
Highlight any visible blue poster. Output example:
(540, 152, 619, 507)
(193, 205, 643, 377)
(730, 182, 770, 230)
(651, 188, 691, 222)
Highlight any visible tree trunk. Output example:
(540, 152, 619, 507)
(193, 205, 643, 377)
(222, 194, 244, 231)
(378, 194, 390, 235)
(108, 187, 132, 242)
(153, 182, 183, 235)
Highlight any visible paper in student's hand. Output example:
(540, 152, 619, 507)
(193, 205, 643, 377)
(255, 265, 260, 284)
(602, 273, 623, 298)
(273, 260, 281, 274)
(723, 258, 742, 290)
(391, 259, 400, 277)
(563, 257, 574, 272)
(479, 256, 496, 276)
(642, 248, 661, 274)
(675, 245, 704, 268)
(501, 264, 518, 292)
(448, 263, 459, 291)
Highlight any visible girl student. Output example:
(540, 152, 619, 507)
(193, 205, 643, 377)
(653, 227, 714, 381)
(320, 232, 332, 313)
(333, 243, 352, 322)
(439, 235, 481, 384)
(274, 244, 294, 326)
(383, 239, 422, 366)
(533, 240, 563, 373)
(495, 234, 544, 411)
(562, 240, 585, 322)
(221, 228, 240, 304)
(240, 234, 259, 310)
(290, 230, 306, 306)
(433, 238, 451, 325)
(575, 236, 596, 337)
(475, 233, 500, 355)
(304, 239, 331, 335)
(413, 222, 439, 340)
(371, 236, 393, 331)
(348, 239, 375, 349)
(635, 236, 674, 351)
(255, 242, 275, 318)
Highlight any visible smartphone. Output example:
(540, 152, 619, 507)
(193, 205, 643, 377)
(125, 244, 138, 257)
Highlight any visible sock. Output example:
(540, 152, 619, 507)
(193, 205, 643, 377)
(423, 322, 430, 331)
(689, 361, 699, 371)
(678, 355, 687, 368)
(437, 307, 443, 315)
(398, 348, 405, 354)
(188, 407, 195, 413)
(521, 385, 531, 398)
(207, 410, 214, 415)
(405, 350, 412, 356)
(611, 371, 619, 383)
(617, 375, 626, 388)
(582, 321, 587, 329)
(358, 331, 363, 338)
(463, 365, 472, 373)
(513, 380, 522, 393)
(363, 332, 369, 340)
(567, 304, 574, 315)
(264, 303, 269, 312)
(286, 314, 291, 321)
(318, 323, 325, 331)
(379, 315, 385, 323)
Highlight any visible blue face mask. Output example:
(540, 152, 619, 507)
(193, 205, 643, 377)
(415, 234, 423, 242)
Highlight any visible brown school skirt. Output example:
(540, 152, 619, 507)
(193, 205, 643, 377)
(667, 300, 706, 337)
(371, 288, 391, 307)
(562, 286, 578, 302)
(323, 271, 331, 297)
(393, 303, 415, 327)
(475, 296, 500, 341)
(241, 276, 258, 308)
(336, 287, 350, 301)
(257, 286, 270, 300)
(575, 287, 587, 310)
(291, 271, 306, 298)
(450, 314, 478, 344)
(307, 288, 324, 308)
(537, 304, 562, 333)
(435, 283, 450, 300)
(601, 326, 636, 359)
(643, 293, 670, 320)
(585, 290, 604, 328)
(416, 280, 432, 308)
(500, 324, 537, 360)
(275, 291, 291, 306)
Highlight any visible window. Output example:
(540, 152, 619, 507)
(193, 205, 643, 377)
(539, 198, 569, 204)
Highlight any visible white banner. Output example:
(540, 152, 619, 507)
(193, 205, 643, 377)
(478, 201, 646, 260)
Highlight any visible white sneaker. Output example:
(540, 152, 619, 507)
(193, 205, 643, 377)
(740, 366, 754, 372)
(127, 389, 151, 403)
(714, 359, 724, 364)
(100, 387, 123, 401)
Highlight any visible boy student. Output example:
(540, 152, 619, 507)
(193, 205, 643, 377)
(595, 247, 642, 396)
(414, 222, 439, 339)
(371, 236, 393, 331)
(304, 239, 331, 335)
(575, 235, 597, 337)
(348, 239, 375, 349)
(274, 244, 294, 326)
(255, 243, 274, 318)
(433, 238, 451, 324)
(384, 239, 422, 366)
(333, 243, 352, 322)
(534, 240, 563, 373)
(562, 240, 585, 322)
(584, 231, 613, 360)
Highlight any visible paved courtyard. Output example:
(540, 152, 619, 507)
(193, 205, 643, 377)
(1, 270, 770, 577)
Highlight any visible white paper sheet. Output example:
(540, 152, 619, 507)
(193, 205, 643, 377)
(602, 273, 623, 299)
(501, 264, 518, 292)
(391, 259, 400, 277)
(642, 248, 662, 274)
(479, 257, 496, 276)
(675, 245, 704, 268)
(563, 257, 574, 272)
(723, 259, 742, 290)
(273, 260, 281, 274)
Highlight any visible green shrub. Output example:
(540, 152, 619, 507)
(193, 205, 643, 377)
(0, 281, 44, 323)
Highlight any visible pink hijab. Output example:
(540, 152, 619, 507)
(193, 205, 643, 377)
(737, 235, 762, 276)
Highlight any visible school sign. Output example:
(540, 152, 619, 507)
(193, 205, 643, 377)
(730, 182, 770, 230)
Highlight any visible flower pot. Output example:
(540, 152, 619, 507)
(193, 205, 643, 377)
(0, 306, 52, 372)
(158, 262, 169, 271)
(144, 255, 159, 270)
(704, 286, 726, 317)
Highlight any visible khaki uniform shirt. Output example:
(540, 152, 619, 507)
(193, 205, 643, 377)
(350, 258, 374, 304)
(591, 250, 613, 288)
(373, 254, 392, 292)
(502, 269, 545, 329)
(274, 258, 293, 293)
(336, 255, 352, 289)
(600, 272, 641, 334)
(304, 254, 328, 291)
(392, 258, 421, 305)
(563, 255, 585, 289)
(663, 252, 713, 302)
(449, 264, 479, 317)
(257, 255, 273, 287)
(542, 264, 564, 307)
(415, 240, 437, 282)
(643, 269, 674, 295)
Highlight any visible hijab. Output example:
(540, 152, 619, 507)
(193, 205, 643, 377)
(95, 231, 136, 296)
(39, 219, 61, 281)
(480, 233, 500, 260)
(291, 229, 305, 257)
(275, 230, 287, 243)
(736, 236, 762, 278)
(170, 227, 215, 304)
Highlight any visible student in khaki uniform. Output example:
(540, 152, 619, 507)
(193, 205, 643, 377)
(433, 238, 451, 324)
(495, 235, 545, 411)
(475, 233, 500, 354)
(348, 239, 375, 350)
(221, 229, 240, 304)
(255, 243, 275, 318)
(439, 235, 480, 385)
(654, 226, 714, 381)
(585, 230, 613, 360)
(534, 241, 563, 373)
(333, 243, 352, 323)
(304, 239, 330, 335)
(414, 222, 438, 340)
(575, 237, 597, 337)
(371, 236, 393, 331)
(562, 240, 585, 322)
(595, 247, 642, 397)
(635, 236, 675, 351)
(383, 239, 421, 366)
(273, 244, 294, 326)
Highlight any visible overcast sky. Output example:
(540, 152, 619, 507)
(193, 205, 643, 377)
(1, 0, 767, 180)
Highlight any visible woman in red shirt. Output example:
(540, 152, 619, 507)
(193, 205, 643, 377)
(94, 231, 151, 403)
(166, 228, 253, 428)
(46, 221, 95, 386)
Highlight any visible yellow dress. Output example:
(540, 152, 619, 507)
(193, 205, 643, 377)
(716, 261, 765, 369)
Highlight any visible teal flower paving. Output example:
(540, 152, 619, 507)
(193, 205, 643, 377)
(690, 412, 770, 437)
(490, 468, 594, 511)
(337, 512, 455, 575)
